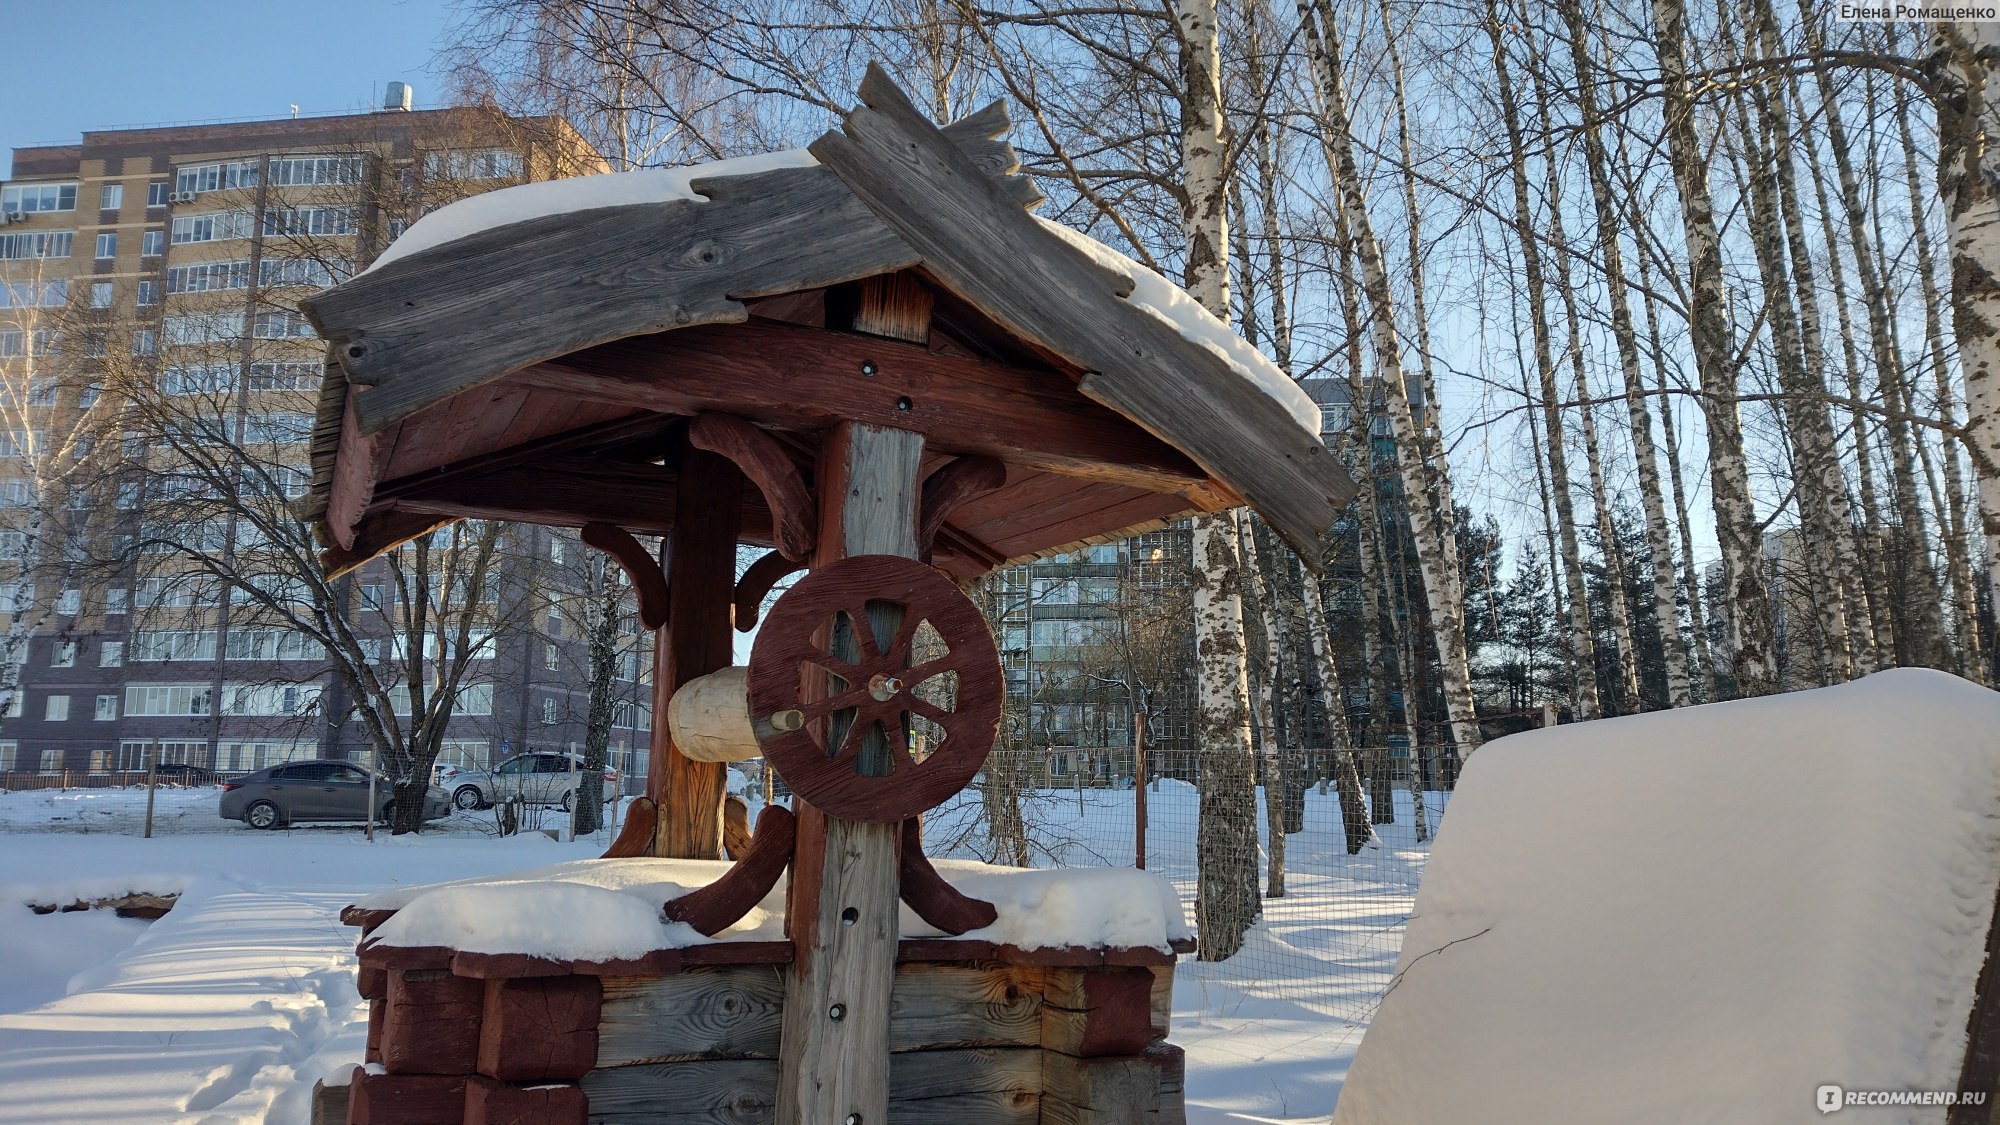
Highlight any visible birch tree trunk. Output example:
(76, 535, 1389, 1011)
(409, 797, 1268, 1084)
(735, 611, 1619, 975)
(1302, 0, 1483, 755)
(1177, 0, 1259, 962)
(1555, 0, 1692, 708)
(1238, 518, 1289, 898)
(1935, 22, 2000, 663)
(1651, 0, 1777, 695)
(1301, 564, 1375, 852)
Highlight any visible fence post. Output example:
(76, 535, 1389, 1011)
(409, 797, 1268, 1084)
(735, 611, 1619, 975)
(142, 740, 159, 839)
(1133, 712, 1147, 870)
(567, 741, 579, 843)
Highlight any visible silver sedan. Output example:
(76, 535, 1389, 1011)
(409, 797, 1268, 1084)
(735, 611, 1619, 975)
(219, 760, 451, 829)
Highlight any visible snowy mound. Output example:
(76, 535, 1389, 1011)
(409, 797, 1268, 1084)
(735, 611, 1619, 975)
(358, 855, 1188, 961)
(1335, 669, 2000, 1125)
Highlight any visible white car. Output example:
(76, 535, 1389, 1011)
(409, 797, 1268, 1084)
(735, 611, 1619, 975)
(444, 752, 619, 811)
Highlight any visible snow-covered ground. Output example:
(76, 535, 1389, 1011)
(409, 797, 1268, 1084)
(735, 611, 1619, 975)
(0, 783, 1430, 1124)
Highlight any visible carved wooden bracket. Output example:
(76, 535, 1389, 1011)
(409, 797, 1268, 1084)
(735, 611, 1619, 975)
(733, 550, 808, 632)
(688, 412, 816, 560)
(600, 796, 658, 859)
(898, 815, 998, 935)
(580, 521, 670, 630)
(918, 455, 1006, 562)
(662, 805, 798, 937)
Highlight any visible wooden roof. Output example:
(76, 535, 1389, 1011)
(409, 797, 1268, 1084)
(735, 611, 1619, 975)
(301, 67, 1355, 579)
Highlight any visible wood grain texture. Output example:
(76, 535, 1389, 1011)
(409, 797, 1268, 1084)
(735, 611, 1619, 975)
(1040, 967, 1158, 1058)
(382, 968, 483, 1075)
(899, 816, 999, 935)
(519, 321, 1209, 497)
(733, 551, 806, 633)
(478, 975, 603, 1082)
(307, 1079, 348, 1125)
(919, 455, 1007, 562)
(463, 1076, 586, 1125)
(584, 1047, 1041, 1125)
(809, 64, 1355, 560)
(662, 805, 797, 937)
(854, 271, 935, 343)
(302, 113, 1031, 437)
(651, 442, 743, 860)
(600, 795, 657, 859)
(599, 966, 788, 1066)
(345, 1069, 467, 1125)
(1040, 1043, 1186, 1125)
(1952, 875, 2000, 1125)
(688, 413, 816, 561)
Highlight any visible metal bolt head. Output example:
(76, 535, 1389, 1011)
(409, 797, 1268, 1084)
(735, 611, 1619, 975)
(860, 361, 878, 376)
(845, 1115, 863, 1125)
(829, 1003, 846, 1021)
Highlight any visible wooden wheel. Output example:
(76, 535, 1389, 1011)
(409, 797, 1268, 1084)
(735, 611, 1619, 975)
(747, 554, 1001, 822)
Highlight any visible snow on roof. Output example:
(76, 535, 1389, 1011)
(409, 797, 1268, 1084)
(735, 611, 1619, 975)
(366, 149, 819, 272)
(361, 151, 1320, 439)
(357, 855, 1188, 962)
(1334, 668, 2000, 1125)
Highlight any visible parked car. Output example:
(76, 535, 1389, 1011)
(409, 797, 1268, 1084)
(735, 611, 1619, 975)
(151, 763, 217, 787)
(444, 752, 619, 812)
(218, 760, 451, 829)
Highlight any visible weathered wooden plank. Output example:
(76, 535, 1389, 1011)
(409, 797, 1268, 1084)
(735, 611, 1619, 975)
(918, 455, 1007, 562)
(1041, 967, 1157, 1058)
(465, 1075, 587, 1125)
(478, 975, 602, 1081)
(889, 962, 1043, 1050)
(321, 510, 452, 578)
(854, 271, 935, 343)
(1040, 1044, 1186, 1125)
(778, 422, 922, 1125)
(382, 967, 483, 1074)
(599, 966, 788, 1067)
(583, 1048, 1041, 1125)
(809, 64, 1354, 559)
(304, 114, 1031, 438)
(308, 1079, 347, 1125)
(388, 456, 776, 545)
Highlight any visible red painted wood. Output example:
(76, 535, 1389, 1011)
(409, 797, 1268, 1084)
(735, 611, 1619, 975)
(918, 455, 1006, 562)
(897, 816, 997, 935)
(382, 969, 483, 1075)
(346, 1069, 466, 1125)
(689, 412, 816, 561)
(746, 554, 1002, 822)
(364, 1004, 383, 1065)
(452, 952, 571, 980)
(649, 438, 743, 859)
(662, 805, 798, 937)
(597, 795, 656, 859)
(1054, 966, 1157, 1057)
(464, 1077, 587, 1125)
(580, 522, 669, 630)
(477, 976, 602, 1082)
(732, 550, 807, 632)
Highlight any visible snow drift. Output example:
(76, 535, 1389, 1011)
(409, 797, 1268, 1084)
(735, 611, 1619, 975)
(1334, 668, 2000, 1125)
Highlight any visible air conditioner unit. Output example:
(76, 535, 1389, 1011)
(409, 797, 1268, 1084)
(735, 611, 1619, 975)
(0, 212, 23, 225)
(168, 192, 196, 204)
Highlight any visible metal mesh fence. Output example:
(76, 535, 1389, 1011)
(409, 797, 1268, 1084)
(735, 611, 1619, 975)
(922, 743, 1464, 1026)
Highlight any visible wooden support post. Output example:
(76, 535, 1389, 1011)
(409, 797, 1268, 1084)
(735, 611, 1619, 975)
(1133, 713, 1147, 871)
(779, 421, 923, 1125)
(649, 436, 744, 859)
(142, 740, 159, 840)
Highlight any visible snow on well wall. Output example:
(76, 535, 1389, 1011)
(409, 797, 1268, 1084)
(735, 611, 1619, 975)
(1333, 668, 2000, 1125)
(358, 856, 1189, 962)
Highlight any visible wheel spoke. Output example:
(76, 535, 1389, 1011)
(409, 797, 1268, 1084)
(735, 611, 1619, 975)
(807, 655, 863, 683)
(907, 697, 954, 727)
(849, 606, 882, 660)
(800, 689, 868, 722)
(883, 721, 916, 772)
(885, 613, 924, 662)
(903, 655, 958, 687)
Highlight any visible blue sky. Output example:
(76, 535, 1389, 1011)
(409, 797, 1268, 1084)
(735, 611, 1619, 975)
(3, 0, 455, 178)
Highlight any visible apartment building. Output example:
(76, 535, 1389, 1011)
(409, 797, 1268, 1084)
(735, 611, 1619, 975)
(0, 89, 656, 784)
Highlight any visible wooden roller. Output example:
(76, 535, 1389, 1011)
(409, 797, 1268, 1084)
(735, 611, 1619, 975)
(665, 666, 764, 763)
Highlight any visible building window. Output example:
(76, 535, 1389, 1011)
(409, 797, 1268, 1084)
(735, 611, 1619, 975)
(81, 331, 106, 358)
(245, 361, 321, 391)
(542, 697, 558, 724)
(257, 257, 342, 288)
(360, 583, 383, 611)
(545, 643, 561, 670)
(159, 364, 235, 395)
(147, 182, 168, 208)
(56, 589, 78, 615)
(129, 630, 218, 661)
(50, 641, 75, 668)
(95, 232, 116, 259)
(95, 695, 116, 721)
(136, 280, 158, 307)
(124, 683, 212, 717)
(141, 229, 163, 257)
(225, 629, 326, 662)
(261, 206, 356, 238)
(90, 281, 114, 308)
(0, 742, 13, 771)
(0, 280, 66, 309)
(99, 184, 123, 211)
(166, 259, 250, 294)
(0, 230, 73, 259)
(174, 160, 259, 196)
(0, 332, 20, 358)
(267, 155, 365, 186)
(250, 311, 315, 340)
(105, 589, 126, 615)
(425, 150, 522, 180)
(162, 311, 245, 346)
(169, 211, 254, 244)
(100, 640, 122, 666)
(44, 695, 68, 721)
(132, 329, 156, 357)
(2, 183, 78, 213)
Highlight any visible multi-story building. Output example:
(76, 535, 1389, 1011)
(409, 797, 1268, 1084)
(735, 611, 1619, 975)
(0, 88, 653, 786)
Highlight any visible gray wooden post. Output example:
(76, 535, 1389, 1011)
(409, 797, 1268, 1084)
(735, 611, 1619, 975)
(777, 421, 922, 1125)
(142, 740, 159, 839)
